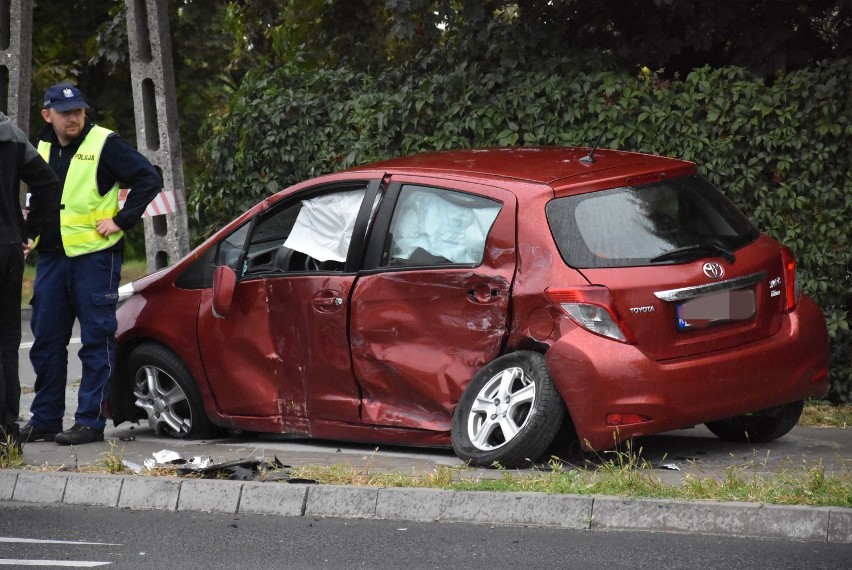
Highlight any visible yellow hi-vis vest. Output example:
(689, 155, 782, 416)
(38, 126, 123, 257)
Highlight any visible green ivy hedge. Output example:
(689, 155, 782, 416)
(194, 58, 851, 402)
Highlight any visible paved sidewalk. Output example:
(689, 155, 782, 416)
(5, 388, 851, 543)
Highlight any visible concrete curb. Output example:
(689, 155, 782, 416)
(2, 468, 850, 542)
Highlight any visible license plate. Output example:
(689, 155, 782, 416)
(676, 288, 755, 330)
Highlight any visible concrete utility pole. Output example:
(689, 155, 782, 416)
(2, 0, 33, 214)
(125, 0, 190, 270)
(3, 0, 190, 271)
(1, 0, 33, 133)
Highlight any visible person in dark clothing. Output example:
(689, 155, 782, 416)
(0, 111, 60, 457)
(21, 83, 159, 446)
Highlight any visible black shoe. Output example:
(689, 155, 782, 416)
(19, 423, 60, 442)
(55, 424, 104, 446)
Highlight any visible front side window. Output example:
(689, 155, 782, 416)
(234, 185, 369, 277)
(283, 189, 367, 263)
(546, 174, 759, 268)
(174, 221, 249, 290)
(382, 185, 501, 267)
(216, 223, 250, 270)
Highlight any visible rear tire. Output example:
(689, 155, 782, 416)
(705, 400, 804, 443)
(452, 351, 566, 468)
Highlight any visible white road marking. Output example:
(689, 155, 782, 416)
(0, 560, 110, 567)
(0, 538, 119, 546)
(0, 537, 118, 566)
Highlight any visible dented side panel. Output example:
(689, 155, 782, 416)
(351, 271, 511, 430)
(267, 275, 361, 424)
(196, 273, 361, 433)
(350, 177, 518, 431)
(197, 280, 289, 418)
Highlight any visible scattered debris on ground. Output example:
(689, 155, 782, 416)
(125, 448, 317, 483)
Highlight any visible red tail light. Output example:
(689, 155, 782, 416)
(781, 246, 800, 312)
(545, 286, 635, 343)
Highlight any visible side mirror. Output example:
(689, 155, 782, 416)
(212, 265, 237, 318)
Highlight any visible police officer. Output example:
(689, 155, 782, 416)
(20, 83, 159, 445)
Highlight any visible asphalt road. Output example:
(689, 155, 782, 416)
(2, 503, 850, 569)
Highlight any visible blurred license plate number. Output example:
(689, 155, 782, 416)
(677, 289, 755, 330)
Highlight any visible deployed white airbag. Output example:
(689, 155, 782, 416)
(283, 189, 366, 262)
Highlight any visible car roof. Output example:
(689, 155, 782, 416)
(349, 146, 694, 186)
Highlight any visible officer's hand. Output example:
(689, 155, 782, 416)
(23, 239, 35, 259)
(96, 218, 121, 237)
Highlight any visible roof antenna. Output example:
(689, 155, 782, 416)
(580, 129, 606, 164)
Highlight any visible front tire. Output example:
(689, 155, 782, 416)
(705, 400, 804, 443)
(127, 343, 216, 438)
(452, 351, 566, 468)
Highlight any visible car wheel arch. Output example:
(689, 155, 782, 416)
(123, 341, 219, 439)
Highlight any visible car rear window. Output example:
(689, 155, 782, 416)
(546, 174, 759, 268)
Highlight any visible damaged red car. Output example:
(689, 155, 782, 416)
(110, 147, 830, 467)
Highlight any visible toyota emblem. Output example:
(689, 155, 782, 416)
(702, 262, 724, 279)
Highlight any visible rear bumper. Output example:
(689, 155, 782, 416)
(546, 296, 829, 451)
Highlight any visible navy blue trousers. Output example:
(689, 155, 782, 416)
(28, 250, 121, 431)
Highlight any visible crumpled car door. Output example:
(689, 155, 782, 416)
(350, 178, 517, 432)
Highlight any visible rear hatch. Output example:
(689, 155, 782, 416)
(546, 173, 787, 361)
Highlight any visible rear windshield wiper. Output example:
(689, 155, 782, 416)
(650, 242, 736, 264)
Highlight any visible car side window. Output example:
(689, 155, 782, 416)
(215, 223, 250, 271)
(382, 185, 501, 267)
(239, 202, 302, 276)
(241, 186, 368, 277)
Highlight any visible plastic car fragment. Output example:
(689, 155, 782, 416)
(121, 460, 143, 474)
(187, 455, 214, 469)
(143, 449, 185, 469)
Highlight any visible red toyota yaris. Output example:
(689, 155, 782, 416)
(111, 147, 829, 467)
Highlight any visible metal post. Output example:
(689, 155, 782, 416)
(0, 0, 32, 131)
(125, 0, 190, 271)
(2, 0, 33, 212)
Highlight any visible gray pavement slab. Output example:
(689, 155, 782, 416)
(239, 482, 308, 517)
(439, 490, 593, 528)
(63, 472, 123, 507)
(828, 508, 852, 543)
(12, 471, 68, 504)
(0, 471, 17, 500)
(305, 485, 381, 519)
(591, 496, 833, 542)
(117, 476, 180, 511)
(178, 478, 242, 514)
(375, 487, 454, 522)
